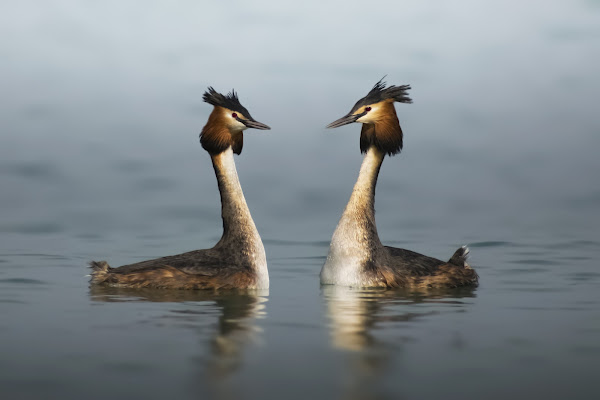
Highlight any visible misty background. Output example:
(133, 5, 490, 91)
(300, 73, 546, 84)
(2, 1, 599, 252)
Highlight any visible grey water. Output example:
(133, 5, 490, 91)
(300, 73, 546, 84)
(1, 1, 600, 399)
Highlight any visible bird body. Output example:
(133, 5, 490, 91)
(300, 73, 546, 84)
(90, 88, 270, 290)
(321, 79, 478, 288)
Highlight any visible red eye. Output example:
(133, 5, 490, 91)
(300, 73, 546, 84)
(365, 107, 372, 112)
(232, 113, 237, 118)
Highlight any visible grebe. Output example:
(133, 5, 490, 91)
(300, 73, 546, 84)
(320, 78, 478, 288)
(89, 87, 270, 290)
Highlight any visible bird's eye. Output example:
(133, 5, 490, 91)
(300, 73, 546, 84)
(232, 113, 238, 118)
(365, 107, 372, 112)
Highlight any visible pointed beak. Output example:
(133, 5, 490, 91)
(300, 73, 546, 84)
(242, 118, 271, 130)
(326, 113, 361, 129)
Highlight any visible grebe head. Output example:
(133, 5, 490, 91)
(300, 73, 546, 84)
(326, 77, 412, 156)
(201, 87, 270, 155)
(326, 77, 412, 128)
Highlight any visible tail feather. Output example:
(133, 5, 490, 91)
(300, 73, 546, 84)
(448, 245, 471, 268)
(89, 260, 111, 283)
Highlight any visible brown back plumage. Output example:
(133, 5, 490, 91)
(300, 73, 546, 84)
(89, 246, 260, 290)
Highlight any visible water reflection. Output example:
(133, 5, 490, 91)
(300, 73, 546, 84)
(321, 286, 476, 399)
(89, 287, 267, 380)
(322, 286, 477, 351)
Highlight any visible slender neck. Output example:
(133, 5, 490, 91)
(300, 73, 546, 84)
(210, 148, 261, 248)
(321, 144, 388, 285)
(328, 144, 386, 255)
(344, 145, 385, 218)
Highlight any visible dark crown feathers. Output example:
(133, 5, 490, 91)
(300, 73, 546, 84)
(202, 87, 251, 117)
(350, 77, 412, 113)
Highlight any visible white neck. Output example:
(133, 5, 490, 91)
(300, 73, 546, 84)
(211, 148, 268, 288)
(321, 146, 386, 286)
(345, 146, 384, 217)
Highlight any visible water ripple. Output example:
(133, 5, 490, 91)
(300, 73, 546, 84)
(0, 253, 70, 260)
(540, 240, 600, 249)
(570, 346, 600, 355)
(99, 361, 156, 373)
(0, 278, 47, 285)
(566, 272, 600, 282)
(0, 162, 62, 180)
(509, 259, 560, 266)
(154, 205, 214, 220)
(502, 267, 549, 273)
(469, 241, 518, 248)
(0, 298, 28, 304)
(0, 223, 64, 234)
(506, 287, 567, 293)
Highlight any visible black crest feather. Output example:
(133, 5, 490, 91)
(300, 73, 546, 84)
(202, 87, 252, 118)
(350, 77, 412, 113)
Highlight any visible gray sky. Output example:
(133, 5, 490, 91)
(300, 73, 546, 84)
(1, 0, 599, 240)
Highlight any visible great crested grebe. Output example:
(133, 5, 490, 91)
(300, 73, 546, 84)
(89, 87, 270, 290)
(320, 78, 478, 288)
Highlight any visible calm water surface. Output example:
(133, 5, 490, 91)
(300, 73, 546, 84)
(1, 1, 600, 399)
